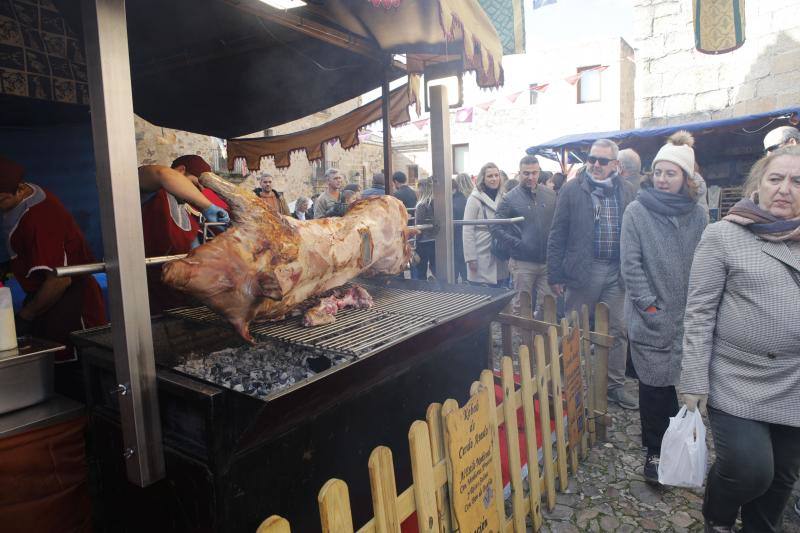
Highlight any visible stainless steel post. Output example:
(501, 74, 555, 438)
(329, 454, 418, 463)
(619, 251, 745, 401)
(82, 0, 165, 486)
(429, 85, 454, 283)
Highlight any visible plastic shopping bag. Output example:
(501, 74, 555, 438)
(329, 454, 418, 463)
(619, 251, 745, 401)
(657, 405, 707, 487)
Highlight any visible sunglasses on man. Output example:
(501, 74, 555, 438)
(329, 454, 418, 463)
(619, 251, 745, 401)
(765, 143, 781, 154)
(587, 156, 616, 166)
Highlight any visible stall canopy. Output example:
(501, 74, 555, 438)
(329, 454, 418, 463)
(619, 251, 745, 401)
(528, 106, 800, 169)
(228, 79, 419, 170)
(46, 0, 503, 139)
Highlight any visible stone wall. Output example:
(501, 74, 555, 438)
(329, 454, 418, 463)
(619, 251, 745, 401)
(634, 0, 800, 126)
(135, 115, 222, 170)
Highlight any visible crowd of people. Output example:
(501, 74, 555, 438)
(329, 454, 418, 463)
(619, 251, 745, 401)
(309, 124, 796, 533)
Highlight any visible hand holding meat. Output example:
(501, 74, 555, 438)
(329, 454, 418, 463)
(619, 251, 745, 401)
(162, 173, 415, 342)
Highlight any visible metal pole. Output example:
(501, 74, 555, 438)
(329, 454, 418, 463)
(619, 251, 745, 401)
(381, 66, 394, 194)
(429, 85, 454, 283)
(82, 0, 165, 486)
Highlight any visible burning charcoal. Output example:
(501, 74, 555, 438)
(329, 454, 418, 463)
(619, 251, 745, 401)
(173, 339, 351, 400)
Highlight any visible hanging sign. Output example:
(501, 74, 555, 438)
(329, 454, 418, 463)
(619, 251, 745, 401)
(445, 386, 501, 533)
(562, 325, 584, 449)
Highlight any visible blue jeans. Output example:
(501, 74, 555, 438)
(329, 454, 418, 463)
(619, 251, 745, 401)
(704, 407, 800, 531)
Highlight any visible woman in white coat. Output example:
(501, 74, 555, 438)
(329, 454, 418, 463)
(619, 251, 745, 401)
(463, 162, 509, 287)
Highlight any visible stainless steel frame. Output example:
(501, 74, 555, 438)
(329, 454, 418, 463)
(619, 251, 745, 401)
(429, 85, 455, 283)
(82, 0, 164, 486)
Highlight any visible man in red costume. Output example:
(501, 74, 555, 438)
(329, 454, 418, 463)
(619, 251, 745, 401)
(139, 155, 229, 313)
(0, 155, 106, 374)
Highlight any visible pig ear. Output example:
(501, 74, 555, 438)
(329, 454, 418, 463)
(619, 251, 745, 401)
(199, 172, 276, 227)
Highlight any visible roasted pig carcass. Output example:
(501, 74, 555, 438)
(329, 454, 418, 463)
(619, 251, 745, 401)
(161, 173, 415, 342)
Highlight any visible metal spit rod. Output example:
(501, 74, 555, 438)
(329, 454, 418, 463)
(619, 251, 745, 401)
(54, 217, 525, 277)
(411, 216, 524, 231)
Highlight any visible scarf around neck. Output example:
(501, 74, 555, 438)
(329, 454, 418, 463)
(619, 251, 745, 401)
(724, 194, 800, 241)
(637, 187, 697, 217)
(588, 173, 615, 191)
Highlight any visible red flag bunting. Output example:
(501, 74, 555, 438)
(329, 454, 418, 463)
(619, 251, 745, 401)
(506, 91, 523, 103)
(529, 83, 549, 92)
(412, 118, 429, 130)
(476, 101, 494, 111)
(455, 107, 474, 123)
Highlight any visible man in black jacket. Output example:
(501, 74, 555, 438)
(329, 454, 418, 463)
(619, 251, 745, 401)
(392, 171, 417, 210)
(547, 139, 638, 409)
(492, 155, 556, 315)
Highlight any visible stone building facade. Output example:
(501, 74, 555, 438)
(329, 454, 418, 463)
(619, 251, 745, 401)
(634, 0, 800, 126)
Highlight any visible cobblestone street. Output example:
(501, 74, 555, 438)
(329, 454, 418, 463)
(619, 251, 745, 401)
(537, 380, 800, 533)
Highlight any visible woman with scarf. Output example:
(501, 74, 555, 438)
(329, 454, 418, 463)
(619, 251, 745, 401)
(680, 144, 800, 533)
(620, 131, 707, 484)
(463, 163, 508, 287)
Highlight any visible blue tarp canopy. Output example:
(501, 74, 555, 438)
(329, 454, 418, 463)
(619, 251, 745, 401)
(527, 107, 800, 176)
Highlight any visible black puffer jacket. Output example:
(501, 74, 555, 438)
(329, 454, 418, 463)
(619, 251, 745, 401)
(491, 184, 557, 264)
(546, 170, 636, 289)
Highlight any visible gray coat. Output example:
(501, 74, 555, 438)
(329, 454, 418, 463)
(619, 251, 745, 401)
(679, 221, 800, 427)
(620, 200, 707, 386)
(463, 189, 509, 285)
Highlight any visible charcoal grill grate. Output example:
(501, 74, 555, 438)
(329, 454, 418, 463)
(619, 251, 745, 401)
(165, 284, 492, 357)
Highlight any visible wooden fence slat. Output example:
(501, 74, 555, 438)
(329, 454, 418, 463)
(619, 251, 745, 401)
(572, 310, 589, 458)
(480, 369, 507, 525)
(318, 479, 355, 533)
(518, 291, 533, 352)
(518, 344, 543, 531)
(426, 403, 451, 533)
(440, 399, 459, 530)
(501, 356, 527, 533)
(562, 317, 581, 474)
(408, 421, 439, 533)
(257, 515, 291, 533)
(501, 298, 513, 359)
(580, 305, 596, 449)
(534, 335, 557, 510)
(543, 294, 557, 325)
(470, 381, 481, 396)
(594, 303, 611, 442)
(368, 447, 401, 533)
(548, 325, 570, 490)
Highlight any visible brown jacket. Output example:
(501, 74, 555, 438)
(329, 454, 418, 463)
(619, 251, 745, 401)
(255, 188, 290, 216)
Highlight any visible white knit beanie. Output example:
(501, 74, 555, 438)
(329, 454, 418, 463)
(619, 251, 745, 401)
(652, 131, 695, 178)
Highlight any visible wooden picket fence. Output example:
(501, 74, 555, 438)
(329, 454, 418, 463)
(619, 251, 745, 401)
(257, 294, 613, 533)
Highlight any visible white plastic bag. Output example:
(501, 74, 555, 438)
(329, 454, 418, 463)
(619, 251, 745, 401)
(657, 405, 707, 487)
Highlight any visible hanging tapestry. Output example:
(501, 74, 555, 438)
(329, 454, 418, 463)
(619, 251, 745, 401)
(693, 0, 746, 55)
(0, 0, 88, 104)
(478, 0, 525, 55)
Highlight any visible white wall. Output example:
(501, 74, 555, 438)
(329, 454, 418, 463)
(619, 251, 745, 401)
(392, 37, 634, 177)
